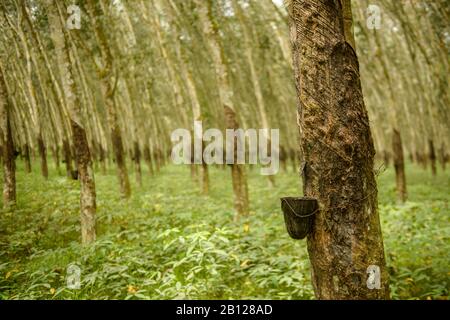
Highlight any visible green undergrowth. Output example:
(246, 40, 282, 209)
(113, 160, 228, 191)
(0, 161, 448, 299)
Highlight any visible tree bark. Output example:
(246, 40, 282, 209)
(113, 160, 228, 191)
(288, 0, 389, 299)
(0, 65, 16, 207)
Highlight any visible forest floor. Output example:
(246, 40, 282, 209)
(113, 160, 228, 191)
(0, 161, 448, 300)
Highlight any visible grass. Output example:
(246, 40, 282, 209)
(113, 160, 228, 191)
(0, 160, 448, 299)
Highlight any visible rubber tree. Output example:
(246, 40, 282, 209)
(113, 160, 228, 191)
(86, 0, 131, 198)
(48, 1, 97, 244)
(288, 0, 389, 299)
(0, 62, 16, 208)
(195, 0, 249, 216)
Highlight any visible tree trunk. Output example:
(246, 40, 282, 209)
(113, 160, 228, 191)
(280, 146, 288, 172)
(111, 126, 131, 198)
(175, 32, 210, 195)
(49, 0, 96, 244)
(439, 143, 446, 171)
(0, 65, 16, 207)
(233, 0, 274, 188)
(289, 0, 389, 299)
(23, 143, 32, 173)
(143, 144, 154, 176)
(200, 142, 209, 195)
(392, 129, 407, 203)
(72, 120, 97, 244)
(428, 139, 437, 176)
(87, 0, 131, 198)
(133, 141, 142, 187)
(196, 0, 249, 216)
(62, 139, 73, 179)
(37, 134, 48, 179)
(224, 106, 249, 216)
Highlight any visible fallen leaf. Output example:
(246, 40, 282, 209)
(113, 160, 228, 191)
(127, 285, 137, 294)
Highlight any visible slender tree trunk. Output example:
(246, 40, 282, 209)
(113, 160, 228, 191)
(87, 0, 131, 198)
(37, 134, 48, 179)
(225, 106, 249, 216)
(0, 65, 16, 207)
(72, 120, 97, 244)
(440, 143, 446, 171)
(288, 0, 389, 299)
(428, 139, 437, 176)
(196, 0, 249, 216)
(62, 139, 73, 178)
(111, 125, 131, 197)
(175, 36, 209, 194)
(133, 141, 142, 186)
(23, 143, 32, 173)
(49, 1, 96, 244)
(280, 146, 288, 172)
(143, 144, 154, 176)
(233, 0, 274, 188)
(366, 10, 408, 202)
(392, 129, 407, 203)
